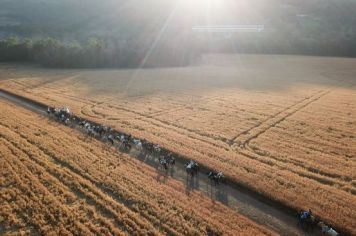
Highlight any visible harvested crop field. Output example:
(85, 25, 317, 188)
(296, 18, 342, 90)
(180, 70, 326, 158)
(0, 54, 355, 234)
(0, 99, 275, 235)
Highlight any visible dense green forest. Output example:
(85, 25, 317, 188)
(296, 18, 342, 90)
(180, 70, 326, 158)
(0, 0, 355, 68)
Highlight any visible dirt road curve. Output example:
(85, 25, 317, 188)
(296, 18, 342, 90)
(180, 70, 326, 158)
(0, 89, 323, 236)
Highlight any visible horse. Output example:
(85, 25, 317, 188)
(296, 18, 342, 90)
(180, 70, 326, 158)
(93, 125, 101, 135)
(64, 118, 71, 126)
(79, 120, 86, 128)
(107, 135, 115, 145)
(159, 157, 168, 171)
(208, 171, 225, 185)
(71, 116, 79, 124)
(53, 108, 61, 119)
(143, 141, 153, 153)
(297, 209, 317, 230)
(162, 152, 175, 167)
(153, 144, 161, 156)
(82, 122, 95, 137)
(47, 107, 55, 116)
(95, 125, 109, 137)
(87, 127, 95, 137)
(84, 122, 91, 130)
(60, 114, 67, 123)
(58, 107, 72, 120)
(121, 140, 131, 151)
(318, 222, 339, 236)
(126, 134, 133, 142)
(186, 160, 199, 176)
(103, 126, 112, 136)
(114, 135, 121, 142)
(167, 155, 175, 167)
(133, 139, 143, 151)
(117, 134, 127, 143)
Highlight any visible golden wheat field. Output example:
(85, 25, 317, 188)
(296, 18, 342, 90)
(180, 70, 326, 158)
(0, 54, 355, 234)
(0, 99, 275, 236)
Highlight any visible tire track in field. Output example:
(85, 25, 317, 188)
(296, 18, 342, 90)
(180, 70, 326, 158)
(230, 89, 331, 147)
(227, 88, 355, 188)
(5, 75, 78, 93)
(80, 100, 111, 119)
(8, 80, 96, 109)
(27, 75, 82, 90)
(36, 89, 96, 105)
(238, 146, 353, 193)
(227, 89, 355, 192)
(83, 91, 239, 145)
(7, 81, 266, 152)
(88, 89, 328, 152)
(259, 128, 354, 163)
(237, 90, 354, 182)
(80, 101, 229, 150)
(206, 89, 355, 190)
(96, 103, 230, 149)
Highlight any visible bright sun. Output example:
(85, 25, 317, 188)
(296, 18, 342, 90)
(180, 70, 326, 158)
(176, 0, 257, 26)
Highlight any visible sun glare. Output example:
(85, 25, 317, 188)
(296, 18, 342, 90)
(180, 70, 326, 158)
(176, 0, 259, 26)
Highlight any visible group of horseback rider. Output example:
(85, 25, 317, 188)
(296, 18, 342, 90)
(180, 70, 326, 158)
(208, 171, 225, 184)
(158, 154, 175, 171)
(298, 209, 339, 235)
(47, 106, 72, 124)
(47, 106, 225, 183)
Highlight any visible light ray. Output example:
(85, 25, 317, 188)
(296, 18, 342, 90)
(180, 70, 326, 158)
(124, 1, 180, 94)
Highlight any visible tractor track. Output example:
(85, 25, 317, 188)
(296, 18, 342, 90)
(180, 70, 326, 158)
(230, 90, 331, 147)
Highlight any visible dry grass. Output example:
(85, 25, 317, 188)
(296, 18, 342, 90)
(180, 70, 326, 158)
(0, 100, 274, 236)
(0, 54, 355, 234)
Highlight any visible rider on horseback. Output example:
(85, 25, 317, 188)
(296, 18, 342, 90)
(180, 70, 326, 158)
(186, 160, 199, 176)
(299, 209, 312, 220)
(159, 156, 168, 170)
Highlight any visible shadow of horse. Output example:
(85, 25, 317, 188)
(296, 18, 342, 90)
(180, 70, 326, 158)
(185, 176, 195, 195)
(156, 169, 168, 184)
(215, 185, 228, 204)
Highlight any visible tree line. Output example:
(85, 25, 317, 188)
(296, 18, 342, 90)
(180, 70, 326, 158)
(0, 36, 202, 68)
(2, 34, 356, 69)
(0, 37, 132, 68)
